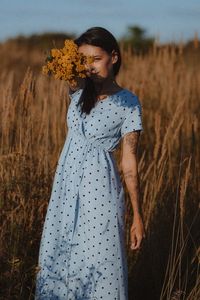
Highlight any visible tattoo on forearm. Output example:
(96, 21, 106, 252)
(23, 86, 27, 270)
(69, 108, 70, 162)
(123, 170, 136, 180)
(123, 132, 139, 154)
(123, 170, 139, 189)
(122, 165, 142, 214)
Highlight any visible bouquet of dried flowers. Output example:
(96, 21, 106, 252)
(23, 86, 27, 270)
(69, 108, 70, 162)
(42, 39, 94, 87)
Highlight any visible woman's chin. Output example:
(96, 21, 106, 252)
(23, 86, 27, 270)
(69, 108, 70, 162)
(90, 75, 105, 83)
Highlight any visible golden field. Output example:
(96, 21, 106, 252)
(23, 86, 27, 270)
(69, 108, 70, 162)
(0, 36, 199, 300)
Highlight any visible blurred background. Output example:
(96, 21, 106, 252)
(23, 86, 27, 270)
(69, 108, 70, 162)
(0, 1, 200, 300)
(1, 0, 199, 85)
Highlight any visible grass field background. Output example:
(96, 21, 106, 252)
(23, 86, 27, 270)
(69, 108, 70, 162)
(0, 35, 199, 299)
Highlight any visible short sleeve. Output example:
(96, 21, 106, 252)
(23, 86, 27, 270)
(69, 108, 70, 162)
(69, 88, 83, 103)
(121, 103, 143, 138)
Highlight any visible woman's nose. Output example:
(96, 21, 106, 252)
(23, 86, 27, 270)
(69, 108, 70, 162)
(90, 67, 96, 74)
(85, 64, 96, 74)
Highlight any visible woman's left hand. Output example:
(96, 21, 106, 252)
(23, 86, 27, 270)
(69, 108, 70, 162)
(130, 215, 146, 250)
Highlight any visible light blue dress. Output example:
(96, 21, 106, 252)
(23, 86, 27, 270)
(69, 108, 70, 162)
(35, 88, 143, 300)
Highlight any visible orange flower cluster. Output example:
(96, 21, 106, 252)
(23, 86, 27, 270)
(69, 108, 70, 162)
(42, 39, 94, 86)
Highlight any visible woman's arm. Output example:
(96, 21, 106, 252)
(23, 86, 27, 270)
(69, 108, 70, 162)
(121, 130, 146, 249)
(121, 131, 142, 216)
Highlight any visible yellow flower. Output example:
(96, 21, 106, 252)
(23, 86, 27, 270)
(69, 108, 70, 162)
(42, 39, 95, 84)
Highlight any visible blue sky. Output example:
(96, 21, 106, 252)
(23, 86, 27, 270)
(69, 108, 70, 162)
(0, 0, 199, 43)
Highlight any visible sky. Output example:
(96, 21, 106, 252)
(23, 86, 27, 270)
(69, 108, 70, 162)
(0, 0, 199, 43)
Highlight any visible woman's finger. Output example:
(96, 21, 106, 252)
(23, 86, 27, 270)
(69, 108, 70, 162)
(130, 234, 137, 249)
(135, 236, 143, 248)
(131, 234, 144, 250)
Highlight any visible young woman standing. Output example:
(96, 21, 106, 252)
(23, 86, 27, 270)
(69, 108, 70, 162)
(35, 26, 146, 300)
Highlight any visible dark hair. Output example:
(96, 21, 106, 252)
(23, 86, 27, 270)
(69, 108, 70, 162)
(74, 27, 122, 115)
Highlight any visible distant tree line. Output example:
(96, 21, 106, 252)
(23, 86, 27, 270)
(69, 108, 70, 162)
(5, 25, 198, 56)
(119, 25, 155, 54)
(5, 25, 154, 54)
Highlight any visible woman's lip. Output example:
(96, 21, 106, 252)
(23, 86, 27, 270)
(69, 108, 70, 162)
(91, 73, 99, 77)
(86, 72, 100, 79)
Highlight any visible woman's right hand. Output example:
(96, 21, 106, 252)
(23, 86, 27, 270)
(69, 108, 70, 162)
(68, 77, 86, 93)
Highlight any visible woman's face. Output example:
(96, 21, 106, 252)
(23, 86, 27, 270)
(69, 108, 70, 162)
(78, 44, 118, 83)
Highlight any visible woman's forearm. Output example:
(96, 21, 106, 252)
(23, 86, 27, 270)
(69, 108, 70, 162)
(68, 77, 86, 94)
(68, 85, 79, 94)
(122, 164, 143, 218)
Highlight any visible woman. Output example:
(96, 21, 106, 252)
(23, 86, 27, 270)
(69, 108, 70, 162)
(35, 26, 146, 300)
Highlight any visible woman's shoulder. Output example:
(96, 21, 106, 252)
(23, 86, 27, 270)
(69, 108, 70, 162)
(115, 88, 142, 108)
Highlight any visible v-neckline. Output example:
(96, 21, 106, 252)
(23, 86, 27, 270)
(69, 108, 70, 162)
(96, 88, 125, 103)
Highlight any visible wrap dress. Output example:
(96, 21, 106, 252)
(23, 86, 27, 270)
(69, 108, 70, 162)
(35, 88, 143, 300)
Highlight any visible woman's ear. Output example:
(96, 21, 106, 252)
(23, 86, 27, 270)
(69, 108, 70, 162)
(111, 50, 118, 65)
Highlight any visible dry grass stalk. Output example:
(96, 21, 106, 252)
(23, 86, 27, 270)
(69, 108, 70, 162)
(0, 40, 199, 299)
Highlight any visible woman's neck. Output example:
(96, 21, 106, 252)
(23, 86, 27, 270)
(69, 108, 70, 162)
(94, 78, 121, 96)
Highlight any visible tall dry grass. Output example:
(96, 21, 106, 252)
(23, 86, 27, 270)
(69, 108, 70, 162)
(0, 39, 199, 299)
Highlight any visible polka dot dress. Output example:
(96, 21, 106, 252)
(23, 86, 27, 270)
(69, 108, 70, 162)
(35, 88, 143, 300)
